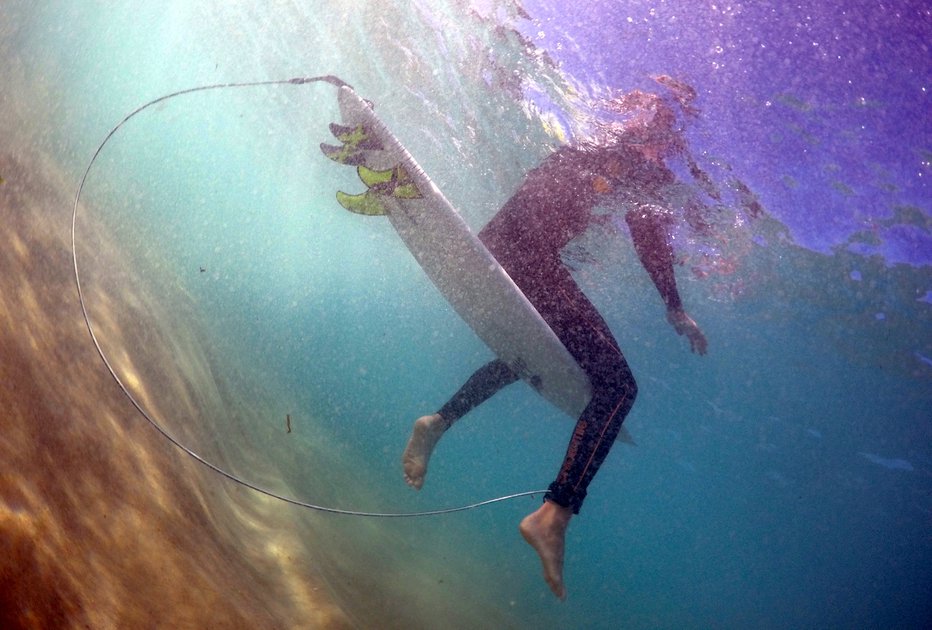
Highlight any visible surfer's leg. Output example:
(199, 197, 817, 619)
(437, 359, 519, 423)
(507, 260, 637, 513)
(538, 279, 637, 514)
(504, 263, 636, 598)
(402, 360, 518, 489)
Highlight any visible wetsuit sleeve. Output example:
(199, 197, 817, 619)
(625, 207, 683, 312)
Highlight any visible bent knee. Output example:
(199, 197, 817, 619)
(619, 373, 638, 409)
(625, 375, 638, 404)
(591, 364, 637, 406)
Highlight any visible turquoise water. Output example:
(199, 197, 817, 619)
(5, 1, 931, 627)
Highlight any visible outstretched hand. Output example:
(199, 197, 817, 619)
(667, 309, 708, 355)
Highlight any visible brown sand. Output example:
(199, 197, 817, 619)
(0, 103, 529, 628)
(0, 147, 356, 628)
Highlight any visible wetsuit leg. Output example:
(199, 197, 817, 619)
(511, 259, 638, 514)
(436, 359, 519, 426)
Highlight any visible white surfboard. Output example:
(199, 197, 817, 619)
(327, 86, 592, 418)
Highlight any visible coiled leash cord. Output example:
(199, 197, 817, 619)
(71, 76, 545, 517)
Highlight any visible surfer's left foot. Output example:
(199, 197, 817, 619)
(402, 413, 445, 490)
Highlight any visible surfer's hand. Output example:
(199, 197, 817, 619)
(667, 309, 708, 355)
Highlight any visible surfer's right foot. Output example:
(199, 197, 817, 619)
(402, 413, 445, 490)
(520, 500, 572, 601)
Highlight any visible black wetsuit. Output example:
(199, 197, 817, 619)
(436, 144, 684, 514)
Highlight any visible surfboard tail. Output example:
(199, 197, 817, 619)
(322, 106, 423, 212)
(320, 121, 384, 167)
(329, 122, 383, 150)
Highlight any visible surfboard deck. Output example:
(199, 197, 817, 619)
(323, 86, 592, 418)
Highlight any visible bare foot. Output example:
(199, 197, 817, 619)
(519, 500, 572, 600)
(402, 413, 445, 490)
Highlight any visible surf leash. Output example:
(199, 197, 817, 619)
(71, 76, 547, 518)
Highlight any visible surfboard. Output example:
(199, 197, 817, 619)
(321, 86, 592, 418)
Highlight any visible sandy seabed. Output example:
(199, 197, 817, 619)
(0, 136, 369, 626)
(0, 77, 533, 627)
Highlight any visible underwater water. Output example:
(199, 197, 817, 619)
(1, 1, 930, 628)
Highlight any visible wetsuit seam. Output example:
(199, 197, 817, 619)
(570, 392, 630, 494)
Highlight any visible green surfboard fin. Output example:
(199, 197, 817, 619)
(324, 120, 422, 214)
(320, 142, 366, 166)
(357, 164, 423, 199)
(321, 123, 384, 165)
(336, 190, 388, 216)
(329, 123, 383, 151)
(357, 164, 394, 187)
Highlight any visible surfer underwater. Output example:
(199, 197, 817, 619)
(402, 75, 711, 600)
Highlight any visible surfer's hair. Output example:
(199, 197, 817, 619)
(582, 75, 698, 157)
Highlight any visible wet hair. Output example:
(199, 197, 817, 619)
(581, 76, 699, 157)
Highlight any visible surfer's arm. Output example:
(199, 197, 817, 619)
(625, 206, 681, 311)
(625, 205, 707, 355)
